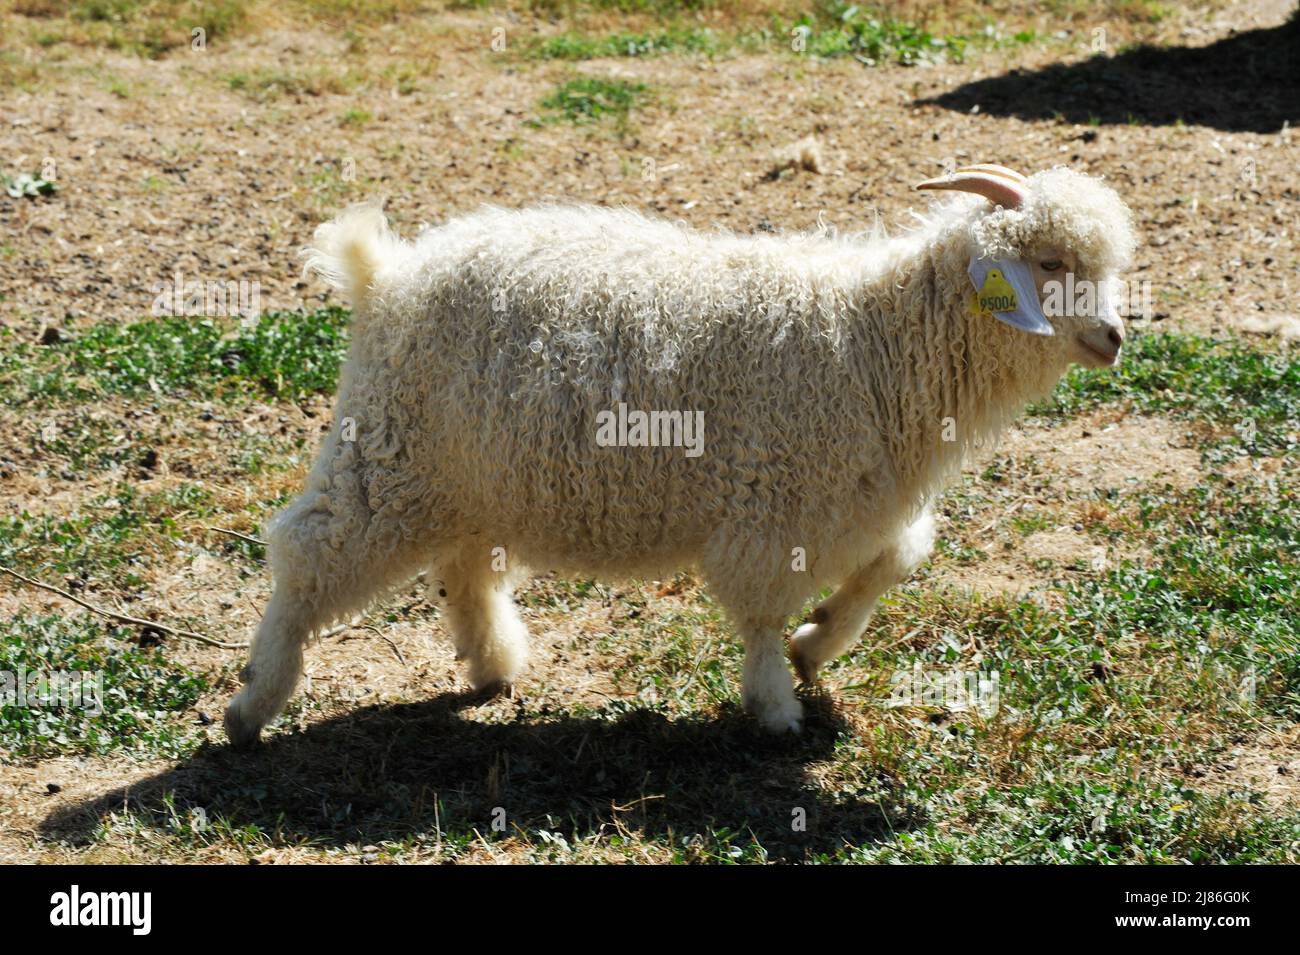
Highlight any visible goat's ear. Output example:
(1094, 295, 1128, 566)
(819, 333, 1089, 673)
(915, 170, 1027, 210)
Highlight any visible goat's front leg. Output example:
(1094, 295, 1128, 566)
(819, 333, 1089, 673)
(739, 614, 804, 733)
(790, 510, 935, 683)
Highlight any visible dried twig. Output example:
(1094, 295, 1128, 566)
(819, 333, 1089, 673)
(320, 619, 362, 640)
(611, 794, 666, 813)
(381, 634, 406, 665)
(203, 526, 266, 547)
(0, 565, 249, 650)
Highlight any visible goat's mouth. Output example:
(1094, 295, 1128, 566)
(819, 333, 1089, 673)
(1076, 335, 1120, 367)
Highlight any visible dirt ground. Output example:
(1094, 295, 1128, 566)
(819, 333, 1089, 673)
(2, 0, 1296, 339)
(0, 0, 1297, 863)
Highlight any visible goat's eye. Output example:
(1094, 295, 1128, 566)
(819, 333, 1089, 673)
(1039, 259, 1064, 272)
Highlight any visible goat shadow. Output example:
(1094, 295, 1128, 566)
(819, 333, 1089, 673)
(920, 16, 1300, 133)
(41, 692, 921, 861)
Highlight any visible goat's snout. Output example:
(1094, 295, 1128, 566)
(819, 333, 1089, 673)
(1077, 313, 1125, 367)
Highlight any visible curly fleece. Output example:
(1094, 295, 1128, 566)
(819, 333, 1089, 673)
(225, 166, 1135, 741)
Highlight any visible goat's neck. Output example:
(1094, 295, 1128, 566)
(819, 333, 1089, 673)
(853, 240, 1063, 505)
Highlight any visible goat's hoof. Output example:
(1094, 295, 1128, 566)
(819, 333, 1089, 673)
(223, 697, 263, 750)
(751, 697, 805, 735)
(468, 678, 514, 701)
(789, 624, 821, 683)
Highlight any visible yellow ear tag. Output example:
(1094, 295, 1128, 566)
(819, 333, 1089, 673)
(977, 269, 1018, 312)
(967, 257, 1054, 336)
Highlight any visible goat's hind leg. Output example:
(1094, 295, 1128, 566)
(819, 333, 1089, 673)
(438, 548, 529, 694)
(705, 550, 806, 733)
(224, 491, 423, 748)
(224, 587, 314, 749)
(739, 614, 804, 733)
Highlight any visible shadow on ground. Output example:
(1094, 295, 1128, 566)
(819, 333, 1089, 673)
(41, 691, 918, 861)
(921, 17, 1300, 133)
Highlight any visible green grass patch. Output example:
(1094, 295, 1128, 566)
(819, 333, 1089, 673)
(832, 477, 1300, 862)
(530, 26, 722, 60)
(0, 308, 350, 405)
(536, 76, 648, 128)
(790, 2, 968, 65)
(841, 775, 1296, 863)
(520, 3, 1037, 65)
(3, 171, 58, 198)
(0, 615, 208, 760)
(1031, 332, 1299, 458)
(0, 483, 215, 584)
(1116, 483, 1300, 717)
(908, 481, 1297, 728)
(28, 411, 138, 479)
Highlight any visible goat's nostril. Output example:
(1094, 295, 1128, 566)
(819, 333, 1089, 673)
(1108, 328, 1124, 348)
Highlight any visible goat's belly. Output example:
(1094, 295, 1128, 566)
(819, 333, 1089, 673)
(510, 536, 705, 581)
(486, 497, 710, 561)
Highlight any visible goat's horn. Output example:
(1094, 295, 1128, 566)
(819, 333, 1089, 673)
(914, 170, 1028, 209)
(956, 163, 1029, 183)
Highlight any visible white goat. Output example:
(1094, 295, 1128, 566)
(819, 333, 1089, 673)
(225, 164, 1135, 745)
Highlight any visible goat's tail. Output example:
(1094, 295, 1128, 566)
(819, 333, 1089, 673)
(301, 201, 400, 310)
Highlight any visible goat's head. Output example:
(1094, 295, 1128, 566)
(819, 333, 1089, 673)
(917, 164, 1137, 370)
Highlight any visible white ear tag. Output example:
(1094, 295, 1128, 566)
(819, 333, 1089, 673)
(967, 257, 1054, 336)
